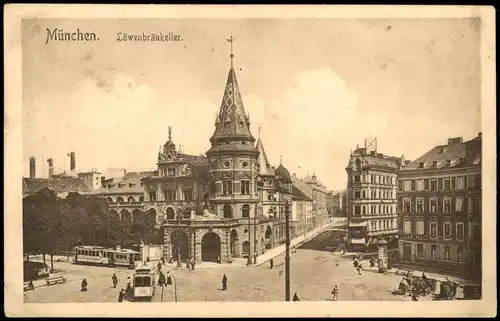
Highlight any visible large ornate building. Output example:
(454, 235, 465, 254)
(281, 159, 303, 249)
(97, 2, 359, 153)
(345, 141, 404, 251)
(397, 134, 482, 280)
(140, 46, 300, 265)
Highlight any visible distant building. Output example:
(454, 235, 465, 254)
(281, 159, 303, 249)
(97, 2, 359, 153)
(327, 190, 344, 216)
(345, 140, 403, 251)
(291, 184, 313, 237)
(293, 172, 328, 230)
(78, 170, 103, 191)
(397, 134, 482, 280)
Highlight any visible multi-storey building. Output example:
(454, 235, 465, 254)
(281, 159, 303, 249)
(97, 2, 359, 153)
(345, 143, 403, 251)
(302, 172, 329, 229)
(327, 191, 344, 216)
(397, 134, 482, 280)
(291, 184, 313, 238)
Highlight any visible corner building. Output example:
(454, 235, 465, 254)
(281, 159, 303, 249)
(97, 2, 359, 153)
(397, 135, 482, 281)
(147, 54, 294, 265)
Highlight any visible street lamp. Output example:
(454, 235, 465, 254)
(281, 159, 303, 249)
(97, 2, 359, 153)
(172, 274, 178, 302)
(176, 214, 182, 268)
(284, 200, 291, 302)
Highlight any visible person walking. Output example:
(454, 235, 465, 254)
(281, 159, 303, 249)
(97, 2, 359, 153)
(125, 277, 132, 294)
(191, 258, 195, 270)
(357, 264, 362, 275)
(222, 274, 228, 291)
(112, 273, 118, 288)
(166, 272, 172, 286)
(332, 285, 339, 301)
(270, 258, 274, 269)
(293, 292, 300, 301)
(118, 289, 125, 302)
(80, 278, 88, 292)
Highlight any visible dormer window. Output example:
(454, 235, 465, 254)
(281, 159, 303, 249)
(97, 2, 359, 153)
(167, 168, 176, 176)
(418, 162, 424, 168)
(446, 160, 451, 166)
(432, 161, 437, 168)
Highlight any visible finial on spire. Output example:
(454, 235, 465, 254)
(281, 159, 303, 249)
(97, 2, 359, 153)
(168, 126, 172, 140)
(226, 33, 235, 69)
(258, 126, 262, 138)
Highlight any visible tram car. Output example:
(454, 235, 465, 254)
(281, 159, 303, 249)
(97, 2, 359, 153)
(132, 266, 156, 301)
(73, 245, 141, 268)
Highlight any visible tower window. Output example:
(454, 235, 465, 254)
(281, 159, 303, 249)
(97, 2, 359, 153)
(223, 181, 233, 195)
(241, 180, 250, 195)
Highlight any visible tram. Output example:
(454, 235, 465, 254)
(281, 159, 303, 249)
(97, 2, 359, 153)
(73, 245, 141, 269)
(131, 265, 156, 302)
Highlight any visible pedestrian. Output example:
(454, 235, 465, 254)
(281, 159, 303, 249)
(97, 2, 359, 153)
(217, 256, 221, 264)
(126, 277, 131, 293)
(270, 258, 274, 269)
(166, 272, 172, 286)
(168, 255, 174, 264)
(81, 278, 88, 292)
(157, 261, 162, 272)
(112, 273, 118, 288)
(118, 289, 125, 302)
(158, 271, 166, 286)
(222, 274, 227, 291)
(293, 292, 300, 301)
(357, 264, 362, 275)
(191, 258, 195, 270)
(331, 285, 339, 301)
(161, 256, 165, 265)
(292, 246, 296, 253)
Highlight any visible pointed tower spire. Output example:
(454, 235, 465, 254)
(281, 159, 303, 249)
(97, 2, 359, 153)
(256, 137, 274, 177)
(207, 35, 256, 153)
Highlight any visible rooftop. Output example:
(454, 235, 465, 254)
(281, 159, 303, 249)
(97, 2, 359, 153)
(23, 176, 91, 197)
(93, 171, 154, 195)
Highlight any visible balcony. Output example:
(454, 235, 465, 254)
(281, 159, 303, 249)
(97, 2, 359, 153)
(109, 201, 144, 207)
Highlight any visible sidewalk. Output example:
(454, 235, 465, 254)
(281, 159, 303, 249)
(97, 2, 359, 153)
(254, 224, 331, 266)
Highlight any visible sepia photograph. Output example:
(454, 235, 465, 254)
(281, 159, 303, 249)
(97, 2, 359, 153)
(4, 4, 496, 318)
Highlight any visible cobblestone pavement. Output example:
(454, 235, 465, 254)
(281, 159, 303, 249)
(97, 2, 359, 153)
(24, 231, 450, 303)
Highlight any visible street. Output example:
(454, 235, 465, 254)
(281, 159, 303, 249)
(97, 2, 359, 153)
(24, 231, 435, 303)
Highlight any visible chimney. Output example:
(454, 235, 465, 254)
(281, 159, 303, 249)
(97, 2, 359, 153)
(47, 158, 54, 178)
(70, 152, 76, 172)
(29, 157, 36, 179)
(447, 137, 463, 145)
(404, 160, 411, 166)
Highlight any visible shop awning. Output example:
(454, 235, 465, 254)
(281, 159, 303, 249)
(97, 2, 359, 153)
(349, 221, 367, 227)
(351, 237, 366, 245)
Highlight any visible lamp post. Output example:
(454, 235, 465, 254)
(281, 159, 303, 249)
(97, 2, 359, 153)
(172, 274, 178, 302)
(284, 200, 291, 302)
(177, 214, 182, 268)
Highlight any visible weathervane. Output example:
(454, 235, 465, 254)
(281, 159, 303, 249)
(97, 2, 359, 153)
(226, 33, 235, 68)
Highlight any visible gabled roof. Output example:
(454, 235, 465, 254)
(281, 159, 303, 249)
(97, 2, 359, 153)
(291, 176, 313, 199)
(23, 177, 91, 197)
(292, 184, 312, 201)
(404, 134, 481, 170)
(256, 138, 274, 177)
(93, 171, 153, 195)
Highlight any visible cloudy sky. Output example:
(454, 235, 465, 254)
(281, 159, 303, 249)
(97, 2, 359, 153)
(22, 18, 481, 190)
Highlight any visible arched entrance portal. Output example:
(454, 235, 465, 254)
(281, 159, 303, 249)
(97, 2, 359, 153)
(230, 230, 238, 258)
(202, 232, 221, 263)
(171, 230, 189, 263)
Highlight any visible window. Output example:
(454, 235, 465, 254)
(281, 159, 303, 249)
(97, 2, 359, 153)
(354, 175, 360, 183)
(411, 180, 416, 191)
(430, 179, 437, 191)
(167, 167, 176, 176)
(354, 206, 361, 215)
(223, 204, 233, 218)
(164, 189, 176, 201)
(443, 197, 451, 213)
(455, 197, 463, 212)
(424, 179, 429, 190)
(398, 180, 403, 191)
(457, 247, 464, 262)
(456, 223, 464, 240)
(403, 180, 411, 192)
(416, 198, 424, 212)
(410, 198, 416, 213)
(149, 191, 157, 202)
(354, 191, 361, 199)
(451, 177, 456, 190)
(183, 189, 193, 201)
(403, 220, 411, 235)
(429, 197, 437, 213)
(417, 244, 424, 258)
(416, 221, 424, 235)
(444, 222, 452, 239)
(223, 181, 233, 195)
(474, 175, 481, 189)
(241, 180, 250, 195)
(431, 245, 438, 259)
(416, 180, 424, 191)
(242, 205, 250, 218)
(430, 222, 438, 236)
(444, 246, 450, 260)
(438, 178, 443, 190)
(403, 198, 411, 213)
(362, 190, 366, 199)
(444, 178, 451, 190)
(362, 206, 366, 215)
(457, 176, 465, 189)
